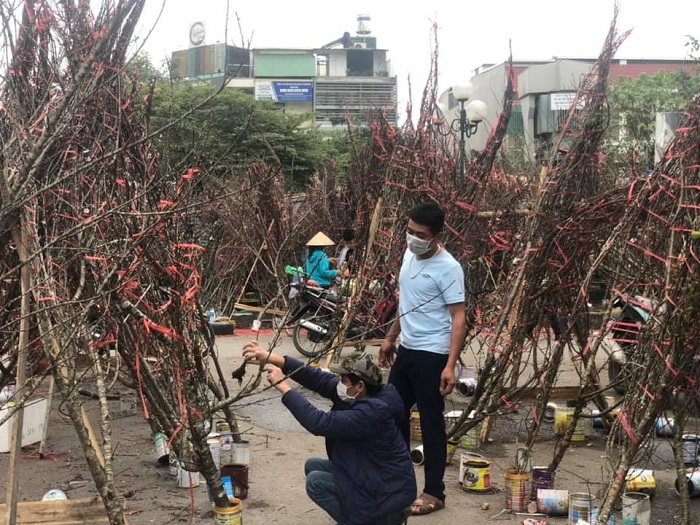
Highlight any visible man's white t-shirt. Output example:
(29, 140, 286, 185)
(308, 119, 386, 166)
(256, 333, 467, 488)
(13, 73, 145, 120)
(397, 248, 465, 354)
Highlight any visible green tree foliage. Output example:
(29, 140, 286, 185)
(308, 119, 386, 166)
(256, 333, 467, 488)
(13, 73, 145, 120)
(606, 68, 700, 173)
(149, 83, 330, 190)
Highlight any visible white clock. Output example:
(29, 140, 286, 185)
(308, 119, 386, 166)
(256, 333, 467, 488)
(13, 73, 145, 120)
(189, 22, 205, 46)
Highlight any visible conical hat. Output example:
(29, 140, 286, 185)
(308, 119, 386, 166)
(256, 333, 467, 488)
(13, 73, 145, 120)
(307, 231, 335, 246)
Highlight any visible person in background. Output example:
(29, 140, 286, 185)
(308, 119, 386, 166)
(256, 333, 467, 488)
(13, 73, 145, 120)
(305, 231, 338, 289)
(336, 228, 357, 278)
(242, 342, 415, 525)
(379, 202, 467, 516)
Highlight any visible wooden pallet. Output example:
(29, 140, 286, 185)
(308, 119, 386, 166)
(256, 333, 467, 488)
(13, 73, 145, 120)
(0, 498, 112, 524)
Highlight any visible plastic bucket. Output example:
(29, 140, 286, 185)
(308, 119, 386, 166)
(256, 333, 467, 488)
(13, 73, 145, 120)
(568, 492, 594, 525)
(505, 469, 531, 511)
(530, 467, 554, 500)
(213, 497, 243, 525)
(232, 440, 250, 465)
(410, 410, 421, 442)
(153, 432, 169, 465)
(674, 469, 700, 498)
(537, 489, 569, 516)
(625, 469, 656, 498)
(221, 464, 249, 500)
(682, 435, 700, 467)
(462, 459, 491, 492)
(622, 492, 650, 525)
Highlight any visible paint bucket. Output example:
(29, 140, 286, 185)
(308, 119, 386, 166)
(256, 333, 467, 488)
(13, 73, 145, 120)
(543, 402, 557, 423)
(216, 421, 231, 434)
(208, 437, 222, 470)
(221, 464, 249, 500)
(462, 459, 491, 492)
(505, 469, 531, 511)
(168, 452, 179, 476)
(537, 489, 569, 516)
(567, 400, 590, 442)
(568, 492, 594, 525)
(682, 434, 700, 467)
(554, 406, 572, 435)
(622, 492, 650, 525)
(153, 432, 169, 465)
(410, 445, 425, 466)
(674, 468, 700, 498)
(655, 416, 674, 437)
(232, 440, 250, 465)
(591, 507, 617, 525)
(213, 497, 243, 525)
(530, 467, 554, 500)
(446, 440, 458, 464)
(410, 410, 421, 442)
(625, 469, 656, 498)
(458, 452, 484, 484)
(177, 466, 200, 488)
(457, 378, 477, 396)
(220, 432, 234, 452)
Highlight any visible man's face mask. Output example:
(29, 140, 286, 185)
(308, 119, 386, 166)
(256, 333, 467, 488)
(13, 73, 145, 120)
(336, 381, 358, 403)
(406, 232, 432, 256)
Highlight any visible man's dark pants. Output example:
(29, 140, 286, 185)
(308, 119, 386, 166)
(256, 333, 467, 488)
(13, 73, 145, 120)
(388, 345, 448, 502)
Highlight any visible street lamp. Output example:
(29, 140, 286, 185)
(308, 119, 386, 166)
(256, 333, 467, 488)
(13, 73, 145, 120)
(449, 82, 487, 179)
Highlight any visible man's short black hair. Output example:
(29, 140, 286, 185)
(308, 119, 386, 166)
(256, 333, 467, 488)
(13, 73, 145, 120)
(342, 228, 355, 243)
(408, 202, 445, 235)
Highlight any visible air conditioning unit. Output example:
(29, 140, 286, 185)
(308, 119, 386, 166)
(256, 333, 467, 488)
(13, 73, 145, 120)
(353, 42, 367, 49)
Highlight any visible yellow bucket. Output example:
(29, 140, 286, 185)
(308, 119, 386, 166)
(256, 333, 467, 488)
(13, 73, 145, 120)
(410, 410, 422, 442)
(213, 497, 243, 525)
(446, 441, 458, 464)
(462, 459, 491, 492)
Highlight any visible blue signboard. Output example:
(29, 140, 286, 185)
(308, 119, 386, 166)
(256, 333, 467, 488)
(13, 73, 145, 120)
(256, 81, 313, 102)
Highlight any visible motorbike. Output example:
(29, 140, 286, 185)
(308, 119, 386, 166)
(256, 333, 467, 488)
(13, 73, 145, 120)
(282, 268, 397, 358)
(601, 292, 654, 394)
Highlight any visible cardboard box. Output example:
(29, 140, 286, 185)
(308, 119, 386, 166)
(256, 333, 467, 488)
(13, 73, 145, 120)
(0, 397, 48, 453)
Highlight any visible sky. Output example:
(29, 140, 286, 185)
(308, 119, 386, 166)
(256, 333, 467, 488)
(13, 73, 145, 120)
(136, 0, 699, 118)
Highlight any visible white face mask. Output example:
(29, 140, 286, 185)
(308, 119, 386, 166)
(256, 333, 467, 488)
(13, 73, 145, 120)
(336, 381, 357, 403)
(406, 232, 432, 256)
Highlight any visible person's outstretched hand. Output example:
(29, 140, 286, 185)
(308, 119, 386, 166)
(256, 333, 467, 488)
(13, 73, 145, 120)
(242, 341, 284, 368)
(265, 364, 291, 394)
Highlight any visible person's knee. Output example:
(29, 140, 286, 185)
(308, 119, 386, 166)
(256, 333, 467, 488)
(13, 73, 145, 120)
(304, 456, 325, 476)
(305, 470, 329, 498)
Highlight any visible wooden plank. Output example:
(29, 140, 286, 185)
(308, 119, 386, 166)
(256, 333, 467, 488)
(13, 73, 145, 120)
(0, 498, 110, 524)
(233, 303, 286, 317)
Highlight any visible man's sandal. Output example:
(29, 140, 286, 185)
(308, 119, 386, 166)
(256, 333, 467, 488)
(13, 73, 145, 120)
(411, 492, 445, 515)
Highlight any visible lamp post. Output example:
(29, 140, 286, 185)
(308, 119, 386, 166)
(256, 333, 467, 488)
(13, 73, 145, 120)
(448, 83, 487, 180)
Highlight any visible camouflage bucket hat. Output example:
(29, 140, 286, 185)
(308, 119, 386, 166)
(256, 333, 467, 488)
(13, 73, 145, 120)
(329, 352, 382, 386)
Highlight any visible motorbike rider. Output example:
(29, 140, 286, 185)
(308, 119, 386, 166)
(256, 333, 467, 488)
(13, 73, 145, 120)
(305, 231, 339, 289)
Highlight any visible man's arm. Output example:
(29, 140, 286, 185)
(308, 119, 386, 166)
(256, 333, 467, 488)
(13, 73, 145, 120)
(379, 318, 401, 366)
(440, 303, 467, 395)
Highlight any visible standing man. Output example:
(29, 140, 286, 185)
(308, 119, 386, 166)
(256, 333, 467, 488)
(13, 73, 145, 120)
(379, 202, 467, 516)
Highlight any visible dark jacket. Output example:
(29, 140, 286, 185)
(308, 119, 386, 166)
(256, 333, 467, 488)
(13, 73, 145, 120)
(281, 356, 416, 525)
(306, 249, 337, 288)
